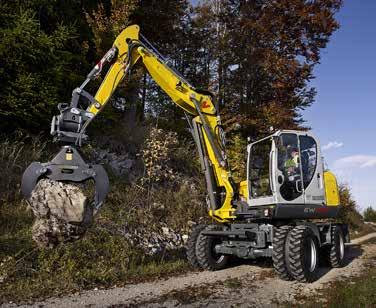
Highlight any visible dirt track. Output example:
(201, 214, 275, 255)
(6, 233, 376, 308)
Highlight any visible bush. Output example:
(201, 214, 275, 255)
(364, 207, 376, 223)
(338, 184, 363, 230)
(0, 135, 47, 204)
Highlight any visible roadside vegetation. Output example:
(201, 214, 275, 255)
(338, 185, 375, 238)
(323, 273, 376, 307)
(364, 207, 376, 223)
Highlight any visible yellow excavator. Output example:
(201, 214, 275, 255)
(21, 25, 349, 282)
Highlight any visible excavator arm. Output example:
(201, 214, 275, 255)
(22, 25, 236, 221)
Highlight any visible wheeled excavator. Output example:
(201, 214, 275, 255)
(21, 25, 349, 283)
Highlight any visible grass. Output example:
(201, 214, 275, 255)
(297, 265, 376, 308)
(0, 210, 191, 303)
(0, 134, 206, 304)
(0, 192, 194, 302)
(223, 277, 242, 289)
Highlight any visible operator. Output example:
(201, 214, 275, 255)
(284, 147, 300, 182)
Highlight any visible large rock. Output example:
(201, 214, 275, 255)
(28, 179, 93, 248)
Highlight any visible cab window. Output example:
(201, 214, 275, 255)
(248, 138, 272, 198)
(299, 135, 317, 188)
(276, 133, 302, 201)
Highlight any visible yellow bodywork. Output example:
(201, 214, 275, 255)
(324, 171, 340, 206)
(88, 25, 141, 113)
(239, 180, 248, 201)
(86, 25, 236, 222)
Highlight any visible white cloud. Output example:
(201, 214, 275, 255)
(322, 141, 344, 151)
(333, 155, 376, 169)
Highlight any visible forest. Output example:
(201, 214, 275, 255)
(2, 0, 371, 303)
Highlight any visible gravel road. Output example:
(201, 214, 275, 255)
(5, 232, 376, 308)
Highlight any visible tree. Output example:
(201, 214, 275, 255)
(192, 0, 342, 139)
(129, 0, 192, 120)
(0, 1, 91, 132)
(85, 0, 191, 124)
(364, 206, 376, 223)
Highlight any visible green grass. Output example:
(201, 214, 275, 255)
(223, 277, 242, 289)
(309, 268, 376, 307)
(0, 208, 190, 303)
(0, 201, 193, 304)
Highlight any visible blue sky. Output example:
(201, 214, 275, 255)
(304, 0, 376, 211)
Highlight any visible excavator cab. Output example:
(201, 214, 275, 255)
(246, 130, 339, 219)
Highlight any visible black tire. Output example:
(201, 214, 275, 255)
(196, 225, 230, 270)
(286, 225, 320, 282)
(329, 225, 346, 268)
(186, 224, 206, 268)
(272, 225, 294, 280)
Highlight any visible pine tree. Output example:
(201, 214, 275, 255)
(0, 1, 90, 132)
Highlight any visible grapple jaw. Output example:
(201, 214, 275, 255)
(21, 146, 109, 213)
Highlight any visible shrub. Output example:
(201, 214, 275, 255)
(338, 184, 363, 230)
(363, 206, 376, 223)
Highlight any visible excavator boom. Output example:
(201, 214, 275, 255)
(22, 25, 236, 221)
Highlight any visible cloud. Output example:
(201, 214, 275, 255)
(333, 155, 376, 169)
(322, 141, 344, 151)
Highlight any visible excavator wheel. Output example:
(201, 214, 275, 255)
(327, 225, 346, 268)
(286, 225, 320, 282)
(195, 225, 229, 271)
(272, 225, 294, 280)
(186, 224, 207, 268)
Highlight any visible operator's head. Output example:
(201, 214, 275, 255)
(288, 146, 299, 157)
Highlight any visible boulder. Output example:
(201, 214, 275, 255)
(28, 179, 93, 248)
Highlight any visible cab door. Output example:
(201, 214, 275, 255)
(298, 133, 325, 205)
(275, 133, 305, 204)
(247, 136, 275, 206)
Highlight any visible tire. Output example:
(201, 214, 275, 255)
(186, 224, 206, 268)
(329, 225, 346, 268)
(272, 225, 293, 280)
(286, 225, 320, 282)
(196, 225, 230, 270)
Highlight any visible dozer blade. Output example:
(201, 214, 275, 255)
(21, 146, 110, 212)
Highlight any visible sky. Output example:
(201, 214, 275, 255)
(303, 0, 376, 211)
